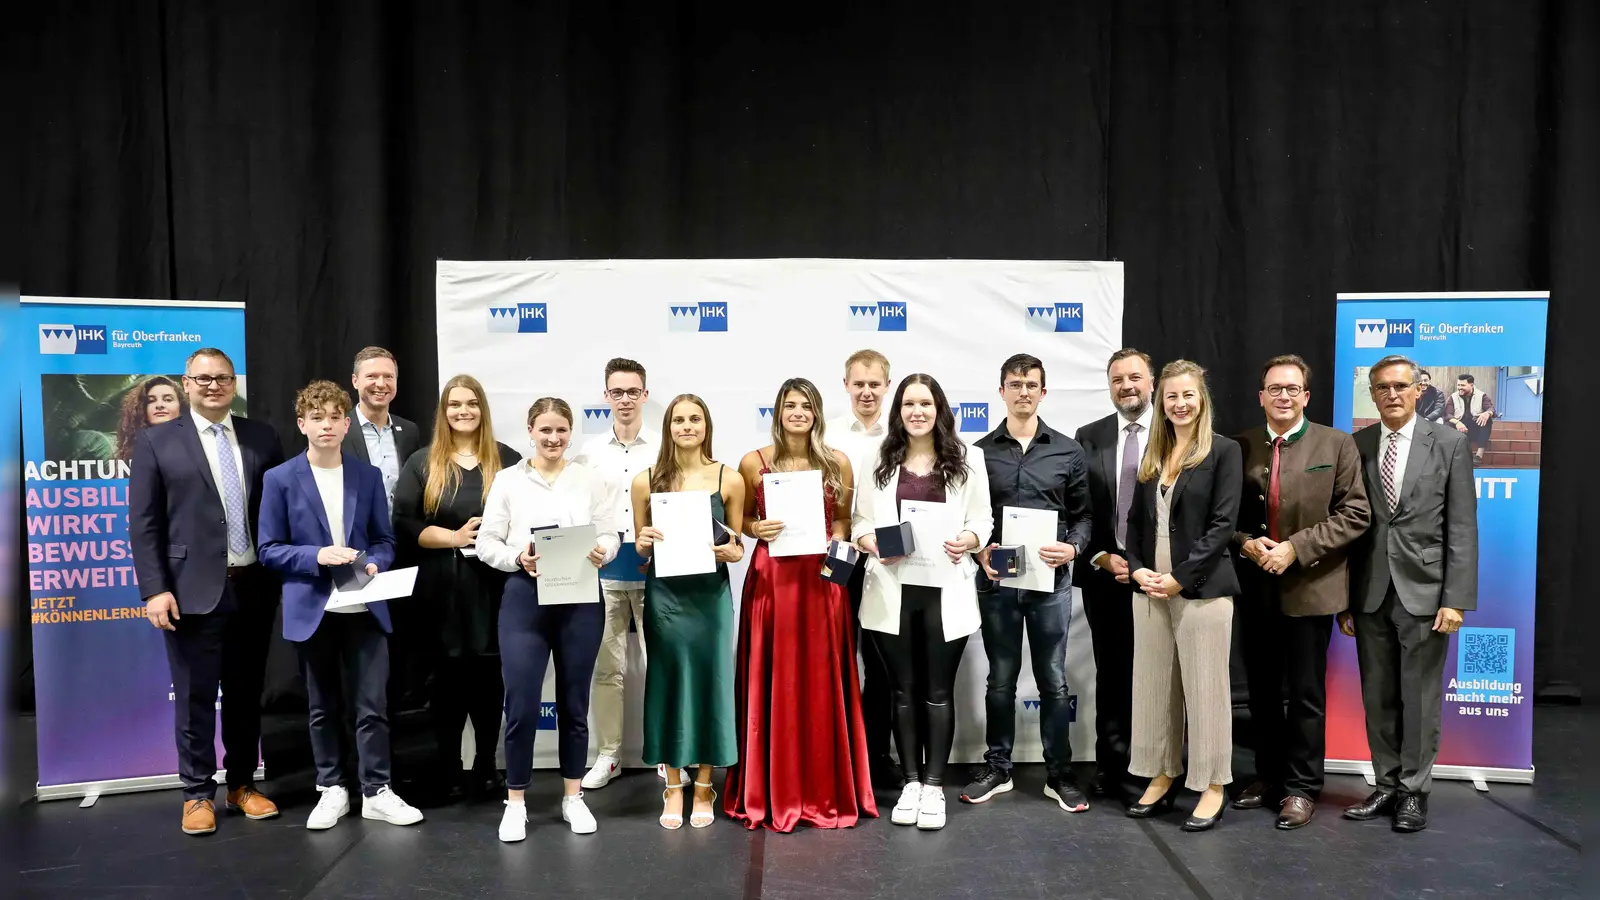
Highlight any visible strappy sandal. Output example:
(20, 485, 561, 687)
(659, 781, 685, 830)
(690, 779, 717, 829)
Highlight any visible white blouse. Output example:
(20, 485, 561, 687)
(477, 460, 621, 573)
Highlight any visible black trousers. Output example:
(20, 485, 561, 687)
(873, 586, 969, 787)
(848, 562, 895, 764)
(431, 654, 505, 775)
(161, 567, 277, 801)
(298, 611, 392, 795)
(1239, 579, 1334, 799)
(1081, 574, 1141, 799)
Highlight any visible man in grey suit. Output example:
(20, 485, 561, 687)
(1338, 354, 1477, 833)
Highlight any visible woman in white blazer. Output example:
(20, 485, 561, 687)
(852, 374, 992, 831)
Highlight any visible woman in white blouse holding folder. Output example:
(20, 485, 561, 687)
(477, 398, 619, 841)
(852, 374, 993, 831)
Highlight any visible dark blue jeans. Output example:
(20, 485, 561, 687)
(978, 582, 1073, 777)
(500, 573, 605, 785)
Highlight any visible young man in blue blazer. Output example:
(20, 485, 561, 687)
(258, 380, 423, 831)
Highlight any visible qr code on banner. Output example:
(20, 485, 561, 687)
(1458, 627, 1514, 680)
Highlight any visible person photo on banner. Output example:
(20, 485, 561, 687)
(475, 398, 619, 841)
(852, 374, 993, 833)
(1124, 359, 1242, 833)
(258, 379, 424, 832)
(631, 394, 745, 831)
(129, 348, 283, 837)
(1340, 354, 1477, 834)
(1415, 369, 1447, 424)
(392, 374, 520, 803)
(1444, 373, 1497, 463)
(114, 375, 184, 460)
(1231, 355, 1370, 831)
(967, 353, 1094, 814)
(725, 377, 877, 833)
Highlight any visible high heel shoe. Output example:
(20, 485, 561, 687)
(1182, 798, 1226, 832)
(1125, 790, 1177, 819)
(659, 781, 685, 830)
(690, 780, 717, 829)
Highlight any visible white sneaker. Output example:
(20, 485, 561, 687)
(582, 756, 621, 790)
(891, 782, 923, 826)
(562, 793, 598, 834)
(361, 786, 424, 826)
(306, 785, 349, 830)
(917, 785, 947, 830)
(499, 800, 527, 842)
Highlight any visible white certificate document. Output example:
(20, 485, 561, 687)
(327, 566, 419, 610)
(534, 524, 601, 605)
(1000, 506, 1059, 592)
(649, 490, 716, 578)
(897, 499, 962, 588)
(762, 469, 827, 557)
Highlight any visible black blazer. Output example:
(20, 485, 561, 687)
(1125, 435, 1242, 599)
(1072, 412, 1125, 590)
(341, 410, 423, 468)
(128, 414, 285, 614)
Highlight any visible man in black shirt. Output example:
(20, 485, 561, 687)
(964, 353, 1094, 812)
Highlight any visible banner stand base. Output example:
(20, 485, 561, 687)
(38, 766, 267, 803)
(1327, 759, 1534, 790)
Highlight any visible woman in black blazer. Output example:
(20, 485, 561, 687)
(1123, 360, 1241, 832)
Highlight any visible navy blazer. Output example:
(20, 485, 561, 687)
(1125, 436, 1242, 599)
(128, 414, 284, 614)
(257, 452, 397, 642)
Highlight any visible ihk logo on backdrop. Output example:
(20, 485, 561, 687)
(487, 303, 548, 334)
(39, 324, 107, 355)
(756, 406, 776, 434)
(958, 402, 989, 433)
(668, 302, 728, 333)
(848, 301, 908, 332)
(582, 407, 613, 435)
(1025, 303, 1084, 333)
(1354, 318, 1414, 348)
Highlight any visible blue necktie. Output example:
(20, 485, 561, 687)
(211, 423, 250, 556)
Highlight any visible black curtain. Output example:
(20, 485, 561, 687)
(15, 0, 1592, 703)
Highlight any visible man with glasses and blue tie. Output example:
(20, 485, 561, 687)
(130, 348, 285, 835)
(1230, 355, 1370, 830)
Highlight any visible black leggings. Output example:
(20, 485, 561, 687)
(430, 654, 505, 777)
(873, 586, 969, 787)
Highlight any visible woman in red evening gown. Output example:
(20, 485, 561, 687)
(724, 377, 879, 832)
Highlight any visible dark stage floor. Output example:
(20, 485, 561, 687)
(14, 706, 1582, 899)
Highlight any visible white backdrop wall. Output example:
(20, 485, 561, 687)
(436, 259, 1124, 769)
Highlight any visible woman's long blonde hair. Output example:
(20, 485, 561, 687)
(768, 378, 844, 498)
(1139, 359, 1215, 483)
(423, 375, 504, 515)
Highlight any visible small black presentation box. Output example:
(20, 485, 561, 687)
(874, 521, 915, 559)
(330, 550, 373, 591)
(990, 545, 1026, 578)
(820, 540, 863, 586)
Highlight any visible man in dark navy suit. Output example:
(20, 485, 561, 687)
(129, 347, 284, 835)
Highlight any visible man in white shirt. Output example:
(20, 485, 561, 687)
(827, 348, 898, 786)
(1071, 348, 1156, 806)
(574, 358, 658, 789)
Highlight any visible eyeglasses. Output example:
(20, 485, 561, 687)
(606, 388, 644, 400)
(1264, 384, 1305, 398)
(186, 374, 236, 388)
(1371, 382, 1415, 396)
(1003, 381, 1042, 394)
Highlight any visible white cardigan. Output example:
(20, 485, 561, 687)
(850, 446, 994, 641)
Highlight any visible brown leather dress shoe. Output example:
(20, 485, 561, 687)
(182, 799, 217, 835)
(225, 786, 281, 820)
(1276, 795, 1314, 830)
(1231, 780, 1277, 810)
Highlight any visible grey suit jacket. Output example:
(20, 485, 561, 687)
(1350, 417, 1478, 616)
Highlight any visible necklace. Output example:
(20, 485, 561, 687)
(454, 448, 477, 457)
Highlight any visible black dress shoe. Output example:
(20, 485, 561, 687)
(871, 756, 905, 791)
(1125, 790, 1177, 819)
(1275, 795, 1315, 830)
(1392, 793, 1428, 833)
(1181, 800, 1225, 832)
(1231, 780, 1279, 810)
(1342, 789, 1398, 821)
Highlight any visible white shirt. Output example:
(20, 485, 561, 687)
(191, 408, 255, 566)
(572, 426, 658, 588)
(477, 460, 622, 574)
(311, 463, 365, 614)
(1091, 404, 1154, 565)
(1380, 414, 1419, 504)
(827, 412, 888, 502)
(1268, 416, 1306, 442)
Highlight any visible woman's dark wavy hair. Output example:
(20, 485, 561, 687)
(114, 375, 183, 460)
(873, 373, 968, 490)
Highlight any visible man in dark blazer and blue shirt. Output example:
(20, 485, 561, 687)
(259, 380, 424, 831)
(1340, 354, 1477, 833)
(130, 348, 284, 835)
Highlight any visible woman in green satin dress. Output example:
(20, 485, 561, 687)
(631, 395, 746, 830)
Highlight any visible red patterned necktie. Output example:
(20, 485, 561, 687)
(1267, 437, 1283, 541)
(1381, 431, 1400, 511)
